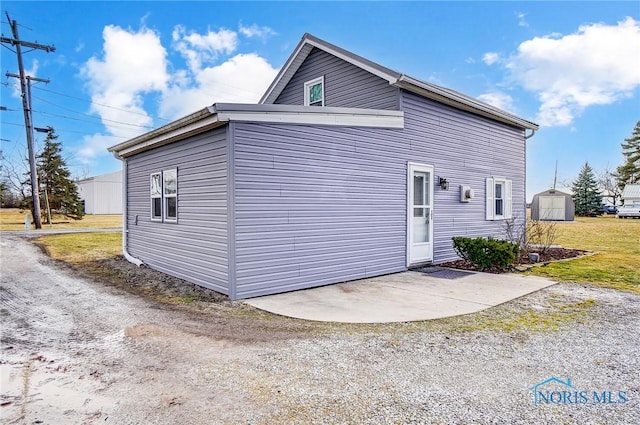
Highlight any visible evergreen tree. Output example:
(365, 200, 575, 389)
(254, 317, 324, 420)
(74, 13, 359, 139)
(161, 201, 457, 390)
(572, 162, 602, 216)
(616, 120, 640, 190)
(36, 128, 84, 220)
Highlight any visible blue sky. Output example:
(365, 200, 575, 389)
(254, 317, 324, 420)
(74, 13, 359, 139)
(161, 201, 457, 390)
(1, 1, 639, 201)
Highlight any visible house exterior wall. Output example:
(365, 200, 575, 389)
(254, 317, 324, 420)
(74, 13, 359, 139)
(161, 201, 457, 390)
(400, 91, 527, 259)
(274, 47, 399, 110)
(231, 122, 407, 299)
(125, 127, 230, 295)
(231, 91, 526, 299)
(77, 171, 122, 214)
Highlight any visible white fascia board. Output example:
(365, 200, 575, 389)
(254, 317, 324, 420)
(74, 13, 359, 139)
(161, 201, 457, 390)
(217, 109, 404, 129)
(303, 38, 399, 85)
(116, 113, 225, 158)
(260, 41, 312, 104)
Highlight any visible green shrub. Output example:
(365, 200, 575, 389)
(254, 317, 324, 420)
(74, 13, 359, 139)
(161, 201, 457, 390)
(452, 236, 520, 271)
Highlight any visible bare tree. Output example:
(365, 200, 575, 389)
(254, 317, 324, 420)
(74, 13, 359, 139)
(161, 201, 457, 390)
(2, 159, 30, 208)
(598, 165, 622, 206)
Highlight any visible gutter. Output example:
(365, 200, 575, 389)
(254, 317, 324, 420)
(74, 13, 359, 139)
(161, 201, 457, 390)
(113, 152, 144, 267)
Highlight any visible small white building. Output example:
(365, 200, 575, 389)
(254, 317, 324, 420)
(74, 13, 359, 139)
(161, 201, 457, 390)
(621, 184, 640, 205)
(530, 189, 575, 221)
(77, 170, 122, 214)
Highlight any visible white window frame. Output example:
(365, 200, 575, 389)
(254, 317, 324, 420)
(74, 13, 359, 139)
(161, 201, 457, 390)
(163, 168, 178, 223)
(149, 169, 178, 223)
(304, 76, 324, 106)
(486, 177, 512, 220)
(150, 172, 162, 222)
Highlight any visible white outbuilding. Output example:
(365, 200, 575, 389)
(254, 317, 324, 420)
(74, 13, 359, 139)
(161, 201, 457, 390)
(77, 170, 122, 214)
(530, 189, 575, 221)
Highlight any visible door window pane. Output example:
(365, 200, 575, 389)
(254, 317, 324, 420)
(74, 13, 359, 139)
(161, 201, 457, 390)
(414, 175, 424, 205)
(413, 208, 424, 217)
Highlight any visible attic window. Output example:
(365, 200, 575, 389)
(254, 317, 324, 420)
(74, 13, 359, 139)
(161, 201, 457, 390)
(304, 76, 324, 106)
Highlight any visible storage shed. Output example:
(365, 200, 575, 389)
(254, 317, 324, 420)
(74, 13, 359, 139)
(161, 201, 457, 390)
(108, 33, 538, 300)
(530, 189, 575, 221)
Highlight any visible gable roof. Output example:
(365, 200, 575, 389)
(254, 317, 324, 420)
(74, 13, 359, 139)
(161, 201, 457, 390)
(261, 33, 538, 131)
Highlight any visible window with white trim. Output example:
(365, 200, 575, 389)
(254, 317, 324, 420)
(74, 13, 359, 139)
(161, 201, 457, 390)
(150, 172, 162, 221)
(163, 169, 178, 222)
(304, 76, 324, 106)
(486, 177, 512, 220)
(149, 169, 178, 222)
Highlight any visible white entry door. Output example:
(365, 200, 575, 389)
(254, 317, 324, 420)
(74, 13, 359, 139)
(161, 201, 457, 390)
(407, 163, 434, 265)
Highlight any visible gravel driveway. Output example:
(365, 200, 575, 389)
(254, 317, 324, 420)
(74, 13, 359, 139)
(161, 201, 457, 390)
(1, 235, 638, 424)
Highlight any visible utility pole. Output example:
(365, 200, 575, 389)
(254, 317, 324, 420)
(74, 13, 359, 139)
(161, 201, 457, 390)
(1, 13, 55, 229)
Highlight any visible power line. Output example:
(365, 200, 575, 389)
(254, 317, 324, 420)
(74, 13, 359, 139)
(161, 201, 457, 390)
(1, 13, 54, 229)
(30, 85, 173, 122)
(1, 121, 129, 139)
(31, 108, 155, 130)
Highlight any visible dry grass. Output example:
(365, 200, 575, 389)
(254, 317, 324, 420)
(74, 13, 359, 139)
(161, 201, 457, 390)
(526, 215, 640, 293)
(0, 208, 121, 231)
(34, 232, 122, 264)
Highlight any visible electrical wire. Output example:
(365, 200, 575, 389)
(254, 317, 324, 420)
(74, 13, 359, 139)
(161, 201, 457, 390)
(30, 94, 157, 130)
(1, 121, 129, 139)
(31, 85, 173, 122)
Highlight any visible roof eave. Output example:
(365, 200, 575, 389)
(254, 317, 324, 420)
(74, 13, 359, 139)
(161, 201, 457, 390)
(108, 107, 223, 158)
(108, 103, 405, 158)
(260, 33, 401, 105)
(395, 76, 539, 131)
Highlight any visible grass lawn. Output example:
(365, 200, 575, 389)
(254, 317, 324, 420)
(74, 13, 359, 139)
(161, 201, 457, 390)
(35, 232, 123, 264)
(525, 215, 640, 293)
(26, 213, 640, 295)
(0, 208, 122, 231)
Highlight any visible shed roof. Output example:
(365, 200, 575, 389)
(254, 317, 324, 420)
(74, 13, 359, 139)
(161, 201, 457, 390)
(260, 33, 538, 131)
(621, 184, 640, 199)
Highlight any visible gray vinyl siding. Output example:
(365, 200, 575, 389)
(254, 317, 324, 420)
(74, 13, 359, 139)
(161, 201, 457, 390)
(400, 91, 526, 263)
(231, 91, 525, 298)
(274, 47, 399, 110)
(232, 122, 408, 299)
(126, 127, 229, 294)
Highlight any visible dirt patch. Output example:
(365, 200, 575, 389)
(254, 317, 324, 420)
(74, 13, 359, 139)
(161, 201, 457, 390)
(68, 255, 231, 304)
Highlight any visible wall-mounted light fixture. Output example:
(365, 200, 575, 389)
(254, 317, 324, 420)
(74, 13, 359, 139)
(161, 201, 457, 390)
(439, 177, 450, 190)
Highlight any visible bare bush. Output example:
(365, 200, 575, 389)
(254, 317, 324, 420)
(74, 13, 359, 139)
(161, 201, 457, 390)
(502, 217, 559, 254)
(526, 219, 559, 254)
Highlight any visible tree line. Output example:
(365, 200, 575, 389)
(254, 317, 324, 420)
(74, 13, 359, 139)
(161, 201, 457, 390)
(572, 120, 640, 216)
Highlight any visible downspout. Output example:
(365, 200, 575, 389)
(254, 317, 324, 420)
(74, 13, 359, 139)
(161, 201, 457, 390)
(113, 152, 144, 267)
(525, 128, 536, 139)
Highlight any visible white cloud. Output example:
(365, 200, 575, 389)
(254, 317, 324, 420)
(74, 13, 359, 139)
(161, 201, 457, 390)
(172, 25, 237, 72)
(482, 52, 500, 66)
(504, 17, 640, 126)
(78, 23, 278, 164)
(160, 53, 279, 119)
(75, 133, 124, 166)
(239, 23, 277, 40)
(516, 12, 529, 28)
(78, 25, 168, 163)
(477, 92, 515, 113)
